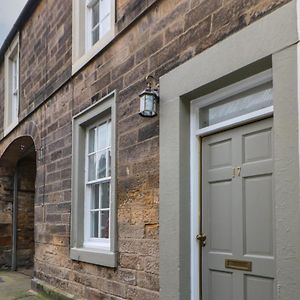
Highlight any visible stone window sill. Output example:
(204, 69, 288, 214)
(4, 119, 19, 138)
(72, 30, 114, 75)
(70, 247, 117, 267)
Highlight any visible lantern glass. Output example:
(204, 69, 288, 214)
(139, 92, 157, 117)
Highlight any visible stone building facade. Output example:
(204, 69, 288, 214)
(1, 0, 300, 300)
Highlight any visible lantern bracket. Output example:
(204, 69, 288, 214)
(146, 75, 159, 91)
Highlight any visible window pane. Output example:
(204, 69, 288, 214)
(100, 0, 110, 20)
(100, 210, 109, 238)
(101, 182, 110, 208)
(108, 149, 111, 176)
(7, 103, 12, 125)
(91, 184, 100, 209)
(91, 211, 99, 238)
(88, 127, 96, 153)
(97, 122, 107, 150)
(12, 94, 18, 121)
(8, 57, 19, 124)
(199, 82, 273, 128)
(13, 60, 17, 91)
(97, 151, 106, 178)
(88, 154, 96, 181)
(107, 120, 111, 147)
(100, 16, 110, 38)
(92, 1, 99, 27)
(92, 26, 99, 45)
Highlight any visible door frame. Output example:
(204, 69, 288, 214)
(190, 70, 273, 300)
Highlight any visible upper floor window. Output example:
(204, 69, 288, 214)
(4, 35, 19, 134)
(72, 0, 115, 74)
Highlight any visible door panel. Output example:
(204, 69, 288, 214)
(245, 275, 274, 300)
(201, 118, 275, 300)
(210, 270, 233, 300)
(243, 129, 272, 163)
(210, 181, 232, 253)
(209, 139, 232, 169)
(244, 175, 273, 256)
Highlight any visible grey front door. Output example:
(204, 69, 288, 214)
(201, 118, 275, 300)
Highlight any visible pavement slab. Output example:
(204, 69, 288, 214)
(0, 271, 49, 300)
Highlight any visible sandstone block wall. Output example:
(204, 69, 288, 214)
(17, 158, 36, 269)
(0, 167, 13, 269)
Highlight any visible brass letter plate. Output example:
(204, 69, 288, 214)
(225, 259, 252, 272)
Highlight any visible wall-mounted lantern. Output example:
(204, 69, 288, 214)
(139, 75, 159, 117)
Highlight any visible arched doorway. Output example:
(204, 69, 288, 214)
(0, 136, 36, 274)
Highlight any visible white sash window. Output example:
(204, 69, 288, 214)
(72, 0, 115, 73)
(84, 118, 112, 249)
(71, 93, 117, 267)
(4, 35, 19, 135)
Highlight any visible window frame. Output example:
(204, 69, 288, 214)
(4, 34, 20, 136)
(71, 91, 117, 267)
(72, 0, 115, 75)
(84, 117, 112, 250)
(193, 70, 273, 136)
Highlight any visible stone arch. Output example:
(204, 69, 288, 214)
(0, 120, 41, 160)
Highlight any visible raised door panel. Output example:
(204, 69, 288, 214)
(244, 175, 273, 256)
(243, 129, 272, 163)
(209, 139, 232, 169)
(245, 276, 274, 300)
(209, 181, 232, 253)
(210, 271, 233, 300)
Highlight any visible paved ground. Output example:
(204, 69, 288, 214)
(0, 271, 49, 300)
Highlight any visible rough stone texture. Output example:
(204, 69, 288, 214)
(19, 0, 72, 123)
(17, 158, 36, 269)
(0, 167, 13, 269)
(0, 0, 292, 298)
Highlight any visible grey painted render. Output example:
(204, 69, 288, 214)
(272, 45, 300, 299)
(159, 1, 300, 299)
(70, 91, 117, 267)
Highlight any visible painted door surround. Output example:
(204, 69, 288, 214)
(202, 119, 275, 300)
(160, 1, 300, 300)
